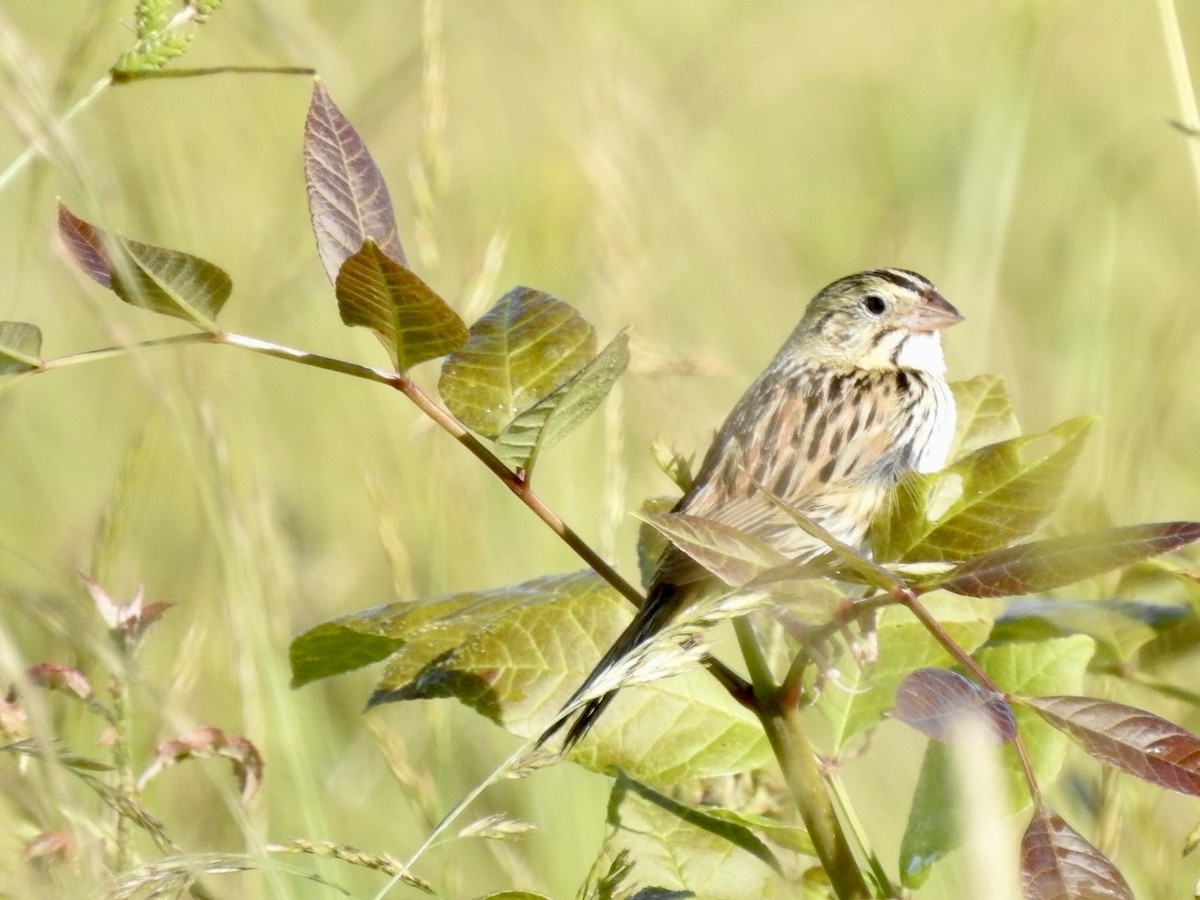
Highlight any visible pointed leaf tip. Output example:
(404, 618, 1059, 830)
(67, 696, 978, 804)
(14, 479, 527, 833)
(937, 522, 1200, 599)
(304, 83, 406, 282)
(1021, 807, 1132, 899)
(56, 204, 230, 329)
(334, 240, 467, 371)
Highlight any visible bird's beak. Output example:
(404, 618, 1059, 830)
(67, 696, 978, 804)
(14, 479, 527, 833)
(901, 292, 964, 332)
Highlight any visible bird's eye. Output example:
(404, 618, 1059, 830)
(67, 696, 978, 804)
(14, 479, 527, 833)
(862, 293, 888, 315)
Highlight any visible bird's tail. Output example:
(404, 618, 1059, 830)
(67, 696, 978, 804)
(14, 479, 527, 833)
(537, 584, 685, 752)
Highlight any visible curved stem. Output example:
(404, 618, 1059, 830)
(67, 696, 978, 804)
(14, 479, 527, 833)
(29, 329, 754, 700)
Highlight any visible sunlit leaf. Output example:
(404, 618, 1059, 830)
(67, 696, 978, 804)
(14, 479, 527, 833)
(817, 593, 993, 750)
(334, 239, 467, 371)
(893, 668, 1015, 744)
(588, 773, 792, 898)
(495, 330, 629, 474)
(1020, 806, 1132, 900)
(1019, 695, 1200, 796)
(439, 287, 596, 438)
(319, 570, 770, 784)
(995, 598, 1187, 669)
(949, 374, 1021, 457)
(899, 635, 1094, 886)
(935, 522, 1200, 599)
(304, 82, 405, 281)
(0, 322, 42, 375)
(57, 204, 230, 330)
(875, 416, 1095, 563)
(636, 511, 788, 588)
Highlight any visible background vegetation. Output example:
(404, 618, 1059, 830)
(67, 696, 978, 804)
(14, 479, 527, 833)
(2, 1, 1200, 897)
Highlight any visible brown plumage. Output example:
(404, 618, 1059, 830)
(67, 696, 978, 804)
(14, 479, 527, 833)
(543, 268, 963, 750)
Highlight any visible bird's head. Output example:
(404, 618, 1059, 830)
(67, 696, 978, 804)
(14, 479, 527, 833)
(791, 269, 963, 373)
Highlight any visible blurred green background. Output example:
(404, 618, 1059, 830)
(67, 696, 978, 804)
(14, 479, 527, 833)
(2, 1, 1200, 897)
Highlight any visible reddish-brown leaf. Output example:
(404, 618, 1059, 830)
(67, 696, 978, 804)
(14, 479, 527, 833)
(1020, 695, 1200, 796)
(26, 663, 94, 701)
(1020, 806, 1132, 899)
(937, 522, 1200, 599)
(138, 725, 264, 803)
(57, 203, 112, 288)
(304, 83, 405, 282)
(893, 668, 1016, 744)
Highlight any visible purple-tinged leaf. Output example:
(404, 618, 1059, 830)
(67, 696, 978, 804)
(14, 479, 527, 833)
(0, 322, 42, 375)
(937, 523, 1200, 599)
(57, 204, 231, 329)
(304, 83, 405, 282)
(1020, 695, 1200, 796)
(335, 240, 467, 371)
(1020, 805, 1132, 899)
(57, 203, 112, 288)
(893, 668, 1016, 744)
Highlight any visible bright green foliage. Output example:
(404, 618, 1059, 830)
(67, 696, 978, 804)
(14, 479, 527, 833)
(0, 322, 42, 375)
(493, 329, 630, 472)
(875, 415, 1096, 562)
(439, 287, 598, 438)
(586, 774, 796, 899)
(816, 593, 994, 751)
(334, 239, 468, 371)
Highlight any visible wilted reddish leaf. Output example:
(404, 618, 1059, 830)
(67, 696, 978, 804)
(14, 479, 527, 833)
(893, 668, 1016, 744)
(139, 726, 264, 803)
(304, 83, 405, 282)
(57, 203, 112, 288)
(936, 523, 1200, 599)
(1020, 695, 1200, 796)
(1020, 806, 1132, 899)
(26, 663, 94, 701)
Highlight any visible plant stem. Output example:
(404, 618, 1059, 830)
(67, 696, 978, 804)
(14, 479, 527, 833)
(31, 331, 754, 701)
(734, 617, 871, 900)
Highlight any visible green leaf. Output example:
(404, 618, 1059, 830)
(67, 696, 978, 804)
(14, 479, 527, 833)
(439, 287, 597, 438)
(948, 374, 1021, 458)
(57, 204, 230, 330)
(587, 773, 794, 899)
(0, 322, 42, 375)
(994, 599, 1186, 668)
(339, 569, 769, 784)
(289, 620, 407, 688)
(494, 329, 629, 473)
(899, 635, 1094, 887)
(816, 593, 993, 750)
(304, 82, 406, 281)
(935, 523, 1200, 598)
(334, 239, 468, 371)
(635, 511, 789, 588)
(875, 416, 1096, 563)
